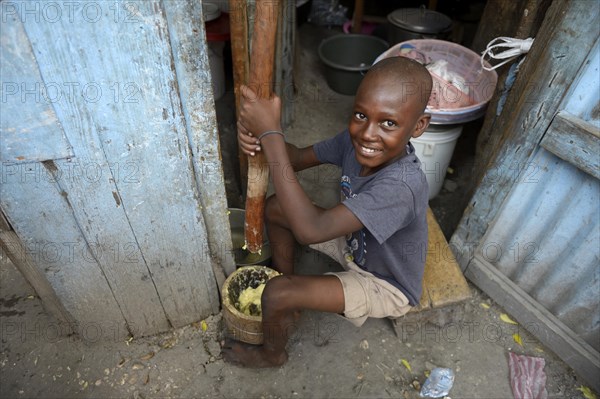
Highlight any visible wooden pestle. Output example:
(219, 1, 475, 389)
(243, 0, 279, 254)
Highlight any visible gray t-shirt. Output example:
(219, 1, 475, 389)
(313, 130, 428, 305)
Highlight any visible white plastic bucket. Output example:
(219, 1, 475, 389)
(411, 124, 462, 200)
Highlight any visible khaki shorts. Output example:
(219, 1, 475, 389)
(310, 237, 412, 327)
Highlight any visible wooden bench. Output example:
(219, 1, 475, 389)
(393, 208, 472, 332)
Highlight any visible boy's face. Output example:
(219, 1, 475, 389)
(349, 74, 430, 176)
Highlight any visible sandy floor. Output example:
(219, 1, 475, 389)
(0, 23, 594, 399)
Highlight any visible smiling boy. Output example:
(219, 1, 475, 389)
(223, 56, 433, 367)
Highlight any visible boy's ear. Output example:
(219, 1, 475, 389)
(411, 114, 431, 138)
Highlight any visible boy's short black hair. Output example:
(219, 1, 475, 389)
(365, 56, 433, 114)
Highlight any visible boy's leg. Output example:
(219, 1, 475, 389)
(264, 194, 295, 275)
(222, 274, 344, 367)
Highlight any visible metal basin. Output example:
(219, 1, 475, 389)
(228, 208, 271, 267)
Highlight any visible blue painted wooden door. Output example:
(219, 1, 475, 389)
(0, 0, 234, 339)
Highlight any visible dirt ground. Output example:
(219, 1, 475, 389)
(0, 23, 596, 399)
(0, 246, 592, 398)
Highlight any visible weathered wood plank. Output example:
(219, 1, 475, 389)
(19, 0, 220, 330)
(0, 165, 128, 340)
(452, 0, 599, 268)
(82, 0, 220, 325)
(561, 41, 600, 126)
(540, 111, 600, 180)
(163, 0, 235, 284)
(472, 0, 551, 178)
(0, 230, 75, 333)
(424, 209, 471, 308)
(410, 208, 471, 313)
(0, 209, 11, 232)
(21, 3, 172, 336)
(275, 0, 295, 128)
(466, 254, 600, 392)
(0, 13, 73, 162)
(471, 0, 550, 54)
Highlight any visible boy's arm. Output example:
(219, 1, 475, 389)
(260, 136, 363, 244)
(286, 143, 320, 172)
(237, 86, 364, 244)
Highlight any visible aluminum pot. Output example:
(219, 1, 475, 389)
(387, 8, 452, 45)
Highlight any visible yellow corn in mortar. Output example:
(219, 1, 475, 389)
(236, 283, 266, 316)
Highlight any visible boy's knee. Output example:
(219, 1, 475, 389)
(262, 276, 293, 312)
(265, 194, 290, 228)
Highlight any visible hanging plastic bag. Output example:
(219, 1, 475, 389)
(481, 37, 534, 71)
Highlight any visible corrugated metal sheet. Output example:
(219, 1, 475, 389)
(455, 5, 599, 389)
(479, 40, 600, 351)
(481, 148, 599, 350)
(563, 37, 600, 127)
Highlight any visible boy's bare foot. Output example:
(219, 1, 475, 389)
(221, 339, 288, 368)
